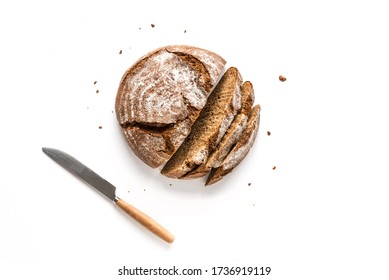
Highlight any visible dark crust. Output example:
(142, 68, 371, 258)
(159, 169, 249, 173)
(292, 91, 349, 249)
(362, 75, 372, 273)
(161, 67, 240, 178)
(205, 105, 260, 186)
(184, 80, 254, 178)
(115, 46, 226, 168)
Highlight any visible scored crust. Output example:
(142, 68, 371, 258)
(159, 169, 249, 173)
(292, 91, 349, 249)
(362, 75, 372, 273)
(115, 45, 226, 168)
(116, 45, 261, 185)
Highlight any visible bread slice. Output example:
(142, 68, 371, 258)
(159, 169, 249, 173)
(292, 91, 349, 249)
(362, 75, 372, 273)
(205, 104, 261, 186)
(115, 46, 226, 168)
(184, 81, 254, 179)
(161, 67, 243, 178)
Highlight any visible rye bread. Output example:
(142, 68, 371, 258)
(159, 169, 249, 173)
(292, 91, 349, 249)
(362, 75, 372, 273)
(160, 67, 243, 178)
(205, 104, 261, 186)
(184, 81, 255, 179)
(115, 45, 226, 168)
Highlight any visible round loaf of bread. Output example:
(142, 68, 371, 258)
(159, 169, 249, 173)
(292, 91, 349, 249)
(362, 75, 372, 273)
(116, 45, 260, 185)
(116, 45, 226, 168)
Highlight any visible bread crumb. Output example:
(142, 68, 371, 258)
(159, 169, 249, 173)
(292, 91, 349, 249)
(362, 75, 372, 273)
(151, 24, 155, 28)
(267, 131, 271, 136)
(279, 75, 287, 82)
(248, 182, 251, 186)
(184, 30, 187, 33)
(119, 50, 122, 54)
(272, 166, 276, 170)
(138, 27, 141, 30)
(93, 81, 97, 85)
(169, 183, 172, 186)
(144, 189, 146, 191)
(96, 89, 99, 94)
(98, 126, 102, 129)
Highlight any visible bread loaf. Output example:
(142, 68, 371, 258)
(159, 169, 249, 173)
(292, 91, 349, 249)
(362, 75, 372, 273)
(116, 45, 260, 185)
(116, 45, 226, 168)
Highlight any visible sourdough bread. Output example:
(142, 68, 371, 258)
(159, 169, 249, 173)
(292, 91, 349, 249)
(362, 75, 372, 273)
(116, 45, 226, 168)
(160, 67, 242, 178)
(184, 81, 255, 178)
(205, 104, 261, 186)
(116, 46, 261, 185)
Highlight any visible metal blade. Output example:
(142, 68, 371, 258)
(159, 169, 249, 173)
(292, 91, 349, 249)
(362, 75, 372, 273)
(42, 147, 117, 201)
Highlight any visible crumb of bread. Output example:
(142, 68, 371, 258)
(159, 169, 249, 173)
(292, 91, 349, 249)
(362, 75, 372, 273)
(98, 126, 102, 129)
(267, 131, 271, 136)
(151, 24, 155, 28)
(119, 50, 122, 54)
(93, 81, 97, 85)
(96, 89, 99, 94)
(248, 182, 251, 186)
(279, 75, 287, 82)
(272, 166, 276, 170)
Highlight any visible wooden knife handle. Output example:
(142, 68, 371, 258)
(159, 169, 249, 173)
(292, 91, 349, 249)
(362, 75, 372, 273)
(115, 198, 175, 243)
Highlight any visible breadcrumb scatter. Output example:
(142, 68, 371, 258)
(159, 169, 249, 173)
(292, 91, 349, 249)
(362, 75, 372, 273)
(248, 182, 252, 186)
(93, 81, 97, 85)
(96, 89, 99, 94)
(272, 166, 276, 170)
(279, 75, 287, 82)
(267, 131, 271, 136)
(151, 24, 155, 28)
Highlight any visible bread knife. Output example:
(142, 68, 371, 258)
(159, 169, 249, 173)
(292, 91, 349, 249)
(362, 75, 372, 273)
(42, 147, 174, 243)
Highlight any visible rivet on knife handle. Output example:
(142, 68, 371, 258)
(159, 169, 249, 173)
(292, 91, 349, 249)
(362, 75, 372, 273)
(42, 147, 175, 243)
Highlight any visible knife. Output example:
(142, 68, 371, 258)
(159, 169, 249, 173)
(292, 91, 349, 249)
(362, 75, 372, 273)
(42, 147, 174, 243)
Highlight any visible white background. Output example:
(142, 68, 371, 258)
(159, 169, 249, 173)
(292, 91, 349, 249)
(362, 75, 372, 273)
(1, 0, 388, 279)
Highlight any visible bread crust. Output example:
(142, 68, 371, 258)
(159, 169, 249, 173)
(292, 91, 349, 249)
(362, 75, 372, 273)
(116, 46, 226, 168)
(116, 46, 261, 185)
(205, 104, 261, 186)
(184, 81, 255, 178)
(161, 67, 242, 178)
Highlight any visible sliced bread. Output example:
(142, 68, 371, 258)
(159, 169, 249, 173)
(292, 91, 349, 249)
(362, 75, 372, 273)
(184, 81, 255, 179)
(160, 67, 243, 178)
(205, 104, 261, 186)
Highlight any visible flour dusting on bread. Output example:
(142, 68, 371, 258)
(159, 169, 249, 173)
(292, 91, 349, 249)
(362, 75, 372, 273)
(116, 45, 226, 168)
(116, 45, 260, 185)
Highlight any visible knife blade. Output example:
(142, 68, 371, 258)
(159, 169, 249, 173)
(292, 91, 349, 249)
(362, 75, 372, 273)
(42, 147, 174, 243)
